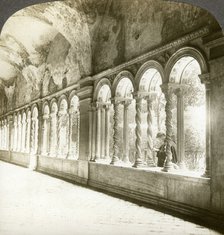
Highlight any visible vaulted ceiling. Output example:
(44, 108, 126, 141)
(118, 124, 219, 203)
(0, 0, 222, 90)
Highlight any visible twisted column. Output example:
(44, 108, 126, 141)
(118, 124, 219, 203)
(3, 120, 5, 149)
(49, 113, 57, 157)
(30, 118, 36, 154)
(146, 95, 156, 167)
(122, 100, 131, 163)
(7, 115, 13, 151)
(41, 114, 49, 156)
(25, 113, 31, 153)
(57, 112, 63, 157)
(110, 100, 120, 165)
(161, 84, 174, 172)
(13, 117, 18, 151)
(67, 108, 75, 159)
(17, 115, 22, 152)
(105, 104, 111, 160)
(21, 117, 26, 152)
(133, 94, 144, 168)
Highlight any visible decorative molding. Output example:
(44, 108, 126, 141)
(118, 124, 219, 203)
(92, 26, 209, 81)
(0, 26, 210, 119)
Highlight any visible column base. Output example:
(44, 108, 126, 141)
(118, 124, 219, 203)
(132, 158, 144, 168)
(162, 161, 175, 172)
(110, 156, 120, 165)
(201, 169, 210, 178)
(179, 161, 186, 169)
(147, 158, 156, 167)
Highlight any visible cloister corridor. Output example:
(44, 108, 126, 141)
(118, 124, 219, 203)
(0, 160, 221, 235)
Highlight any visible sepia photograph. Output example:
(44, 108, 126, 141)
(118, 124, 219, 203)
(0, 0, 224, 234)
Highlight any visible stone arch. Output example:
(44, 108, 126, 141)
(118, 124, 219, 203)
(93, 78, 112, 102)
(112, 71, 136, 98)
(135, 60, 165, 89)
(31, 104, 39, 117)
(42, 101, 50, 115)
(58, 95, 68, 113)
(165, 47, 209, 82)
(50, 98, 58, 114)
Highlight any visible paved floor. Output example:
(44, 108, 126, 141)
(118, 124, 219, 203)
(0, 161, 222, 235)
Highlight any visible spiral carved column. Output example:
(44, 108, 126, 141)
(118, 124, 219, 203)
(67, 108, 74, 159)
(146, 96, 156, 167)
(25, 113, 31, 153)
(49, 113, 57, 157)
(30, 118, 36, 154)
(41, 114, 49, 156)
(122, 100, 131, 163)
(133, 94, 144, 168)
(105, 104, 111, 160)
(57, 111, 63, 157)
(17, 115, 22, 152)
(161, 84, 174, 172)
(21, 117, 26, 152)
(110, 100, 120, 165)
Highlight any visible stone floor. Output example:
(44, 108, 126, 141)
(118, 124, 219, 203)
(0, 161, 222, 235)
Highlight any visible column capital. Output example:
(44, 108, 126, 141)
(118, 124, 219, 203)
(160, 83, 180, 96)
(144, 92, 158, 102)
(174, 84, 189, 97)
(111, 98, 122, 105)
(43, 114, 49, 120)
(199, 73, 210, 85)
(122, 99, 132, 108)
(133, 92, 145, 100)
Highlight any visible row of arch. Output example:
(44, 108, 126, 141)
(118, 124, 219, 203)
(90, 47, 209, 173)
(0, 93, 80, 160)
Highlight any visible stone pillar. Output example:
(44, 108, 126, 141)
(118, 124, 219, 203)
(110, 100, 120, 165)
(90, 103, 97, 161)
(49, 112, 57, 157)
(21, 115, 27, 152)
(67, 108, 75, 159)
(7, 115, 13, 151)
(0, 120, 1, 149)
(101, 106, 106, 159)
(199, 73, 211, 177)
(146, 95, 156, 167)
(105, 104, 111, 160)
(17, 114, 22, 152)
(25, 112, 31, 153)
(88, 105, 93, 160)
(41, 114, 49, 156)
(161, 84, 174, 172)
(78, 97, 91, 161)
(133, 94, 144, 168)
(3, 119, 6, 150)
(95, 104, 101, 160)
(175, 88, 185, 168)
(13, 116, 17, 151)
(75, 110, 80, 159)
(122, 100, 131, 163)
